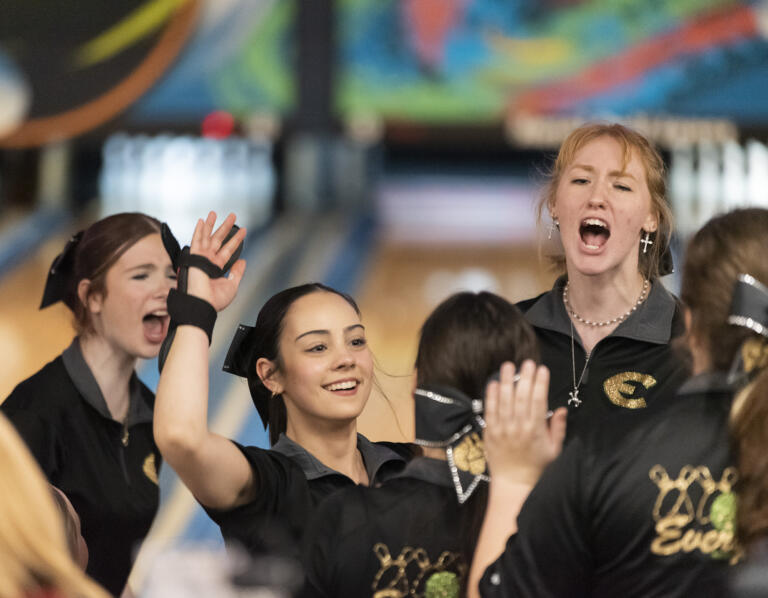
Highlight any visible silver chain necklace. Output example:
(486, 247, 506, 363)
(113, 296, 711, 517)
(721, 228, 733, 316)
(563, 278, 650, 327)
(569, 321, 590, 407)
(564, 279, 650, 407)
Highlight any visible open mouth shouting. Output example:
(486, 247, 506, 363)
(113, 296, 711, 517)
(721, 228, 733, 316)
(579, 218, 611, 251)
(324, 379, 361, 396)
(142, 309, 170, 344)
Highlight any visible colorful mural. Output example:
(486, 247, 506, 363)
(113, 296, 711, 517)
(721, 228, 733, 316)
(338, 0, 768, 124)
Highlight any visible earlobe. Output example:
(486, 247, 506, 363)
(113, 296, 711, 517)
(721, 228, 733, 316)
(643, 212, 659, 233)
(256, 357, 283, 395)
(77, 279, 100, 314)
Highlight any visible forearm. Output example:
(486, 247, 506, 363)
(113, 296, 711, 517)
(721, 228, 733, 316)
(154, 325, 212, 461)
(468, 479, 533, 598)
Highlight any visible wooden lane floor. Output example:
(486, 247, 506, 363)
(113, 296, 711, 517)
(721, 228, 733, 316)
(0, 233, 77, 401)
(355, 241, 557, 443)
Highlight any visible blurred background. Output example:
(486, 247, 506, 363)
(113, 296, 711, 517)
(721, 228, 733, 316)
(2, 0, 768, 591)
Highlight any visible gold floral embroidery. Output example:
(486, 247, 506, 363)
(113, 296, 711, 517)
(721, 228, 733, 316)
(143, 453, 158, 485)
(603, 372, 656, 409)
(372, 543, 465, 598)
(452, 433, 485, 475)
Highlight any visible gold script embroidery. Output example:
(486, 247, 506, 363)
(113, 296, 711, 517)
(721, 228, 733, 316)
(603, 372, 656, 408)
(648, 465, 742, 564)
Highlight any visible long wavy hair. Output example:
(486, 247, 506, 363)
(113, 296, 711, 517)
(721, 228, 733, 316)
(680, 208, 768, 549)
(0, 414, 108, 598)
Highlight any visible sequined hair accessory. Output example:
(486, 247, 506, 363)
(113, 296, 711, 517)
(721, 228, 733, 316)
(40, 231, 84, 310)
(727, 274, 768, 386)
(413, 384, 488, 504)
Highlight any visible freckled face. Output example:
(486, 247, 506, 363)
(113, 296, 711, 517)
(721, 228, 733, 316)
(552, 136, 658, 278)
(87, 234, 176, 359)
(271, 291, 373, 424)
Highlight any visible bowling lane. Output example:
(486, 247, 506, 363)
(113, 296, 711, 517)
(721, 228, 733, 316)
(355, 175, 557, 442)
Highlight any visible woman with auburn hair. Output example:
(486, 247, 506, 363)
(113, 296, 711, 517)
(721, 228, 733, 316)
(469, 208, 768, 598)
(2, 213, 176, 596)
(518, 122, 688, 439)
(154, 212, 412, 559)
(0, 412, 108, 598)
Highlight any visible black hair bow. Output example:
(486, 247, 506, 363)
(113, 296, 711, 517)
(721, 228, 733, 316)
(413, 384, 488, 504)
(727, 274, 768, 386)
(40, 231, 84, 310)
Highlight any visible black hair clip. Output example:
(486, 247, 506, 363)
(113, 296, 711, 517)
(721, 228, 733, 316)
(40, 231, 84, 310)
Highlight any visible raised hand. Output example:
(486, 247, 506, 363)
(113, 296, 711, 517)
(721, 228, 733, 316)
(187, 211, 247, 312)
(483, 360, 567, 486)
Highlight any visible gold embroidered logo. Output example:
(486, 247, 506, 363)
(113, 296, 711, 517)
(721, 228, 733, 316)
(603, 372, 656, 408)
(143, 453, 158, 485)
(453, 433, 486, 475)
(741, 337, 768, 374)
(371, 543, 465, 598)
(649, 465, 742, 564)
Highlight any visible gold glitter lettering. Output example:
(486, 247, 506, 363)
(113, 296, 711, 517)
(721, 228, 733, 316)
(603, 372, 657, 408)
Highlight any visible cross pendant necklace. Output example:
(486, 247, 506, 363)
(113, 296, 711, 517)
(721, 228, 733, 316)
(569, 321, 590, 408)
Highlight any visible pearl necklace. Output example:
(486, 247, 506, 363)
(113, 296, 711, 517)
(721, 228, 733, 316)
(563, 279, 650, 328)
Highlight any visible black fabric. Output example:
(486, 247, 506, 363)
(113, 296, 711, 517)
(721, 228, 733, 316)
(166, 288, 217, 344)
(518, 278, 689, 441)
(479, 374, 738, 598)
(39, 231, 83, 310)
(303, 458, 487, 598)
(1, 353, 160, 597)
(729, 275, 768, 337)
(203, 434, 414, 561)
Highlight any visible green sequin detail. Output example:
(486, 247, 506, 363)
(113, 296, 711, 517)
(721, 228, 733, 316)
(710, 492, 736, 533)
(425, 571, 460, 598)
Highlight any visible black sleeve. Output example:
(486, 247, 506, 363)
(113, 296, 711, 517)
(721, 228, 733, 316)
(479, 438, 593, 597)
(202, 441, 311, 555)
(1, 397, 62, 478)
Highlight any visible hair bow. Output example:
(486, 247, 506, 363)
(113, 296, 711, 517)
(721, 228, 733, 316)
(727, 274, 768, 386)
(413, 384, 488, 504)
(40, 231, 84, 310)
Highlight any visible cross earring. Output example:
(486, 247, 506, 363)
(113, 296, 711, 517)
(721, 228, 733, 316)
(640, 231, 653, 254)
(548, 218, 560, 240)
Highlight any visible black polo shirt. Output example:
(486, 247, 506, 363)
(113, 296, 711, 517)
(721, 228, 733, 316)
(479, 373, 739, 598)
(203, 433, 413, 559)
(519, 277, 689, 440)
(1, 338, 160, 597)
(302, 457, 487, 598)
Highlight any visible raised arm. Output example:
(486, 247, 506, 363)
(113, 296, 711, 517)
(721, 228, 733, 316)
(467, 361, 566, 598)
(154, 212, 253, 509)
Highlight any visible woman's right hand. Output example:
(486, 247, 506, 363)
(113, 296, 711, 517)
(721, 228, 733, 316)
(484, 361, 567, 486)
(186, 211, 247, 312)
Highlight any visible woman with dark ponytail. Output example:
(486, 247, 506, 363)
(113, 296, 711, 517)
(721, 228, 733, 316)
(154, 213, 412, 559)
(1, 213, 175, 596)
(468, 208, 768, 598)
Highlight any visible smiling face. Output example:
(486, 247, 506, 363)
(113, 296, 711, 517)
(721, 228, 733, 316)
(551, 135, 658, 279)
(266, 291, 373, 426)
(85, 233, 175, 359)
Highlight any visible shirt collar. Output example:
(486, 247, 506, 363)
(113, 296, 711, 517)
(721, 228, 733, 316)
(524, 276, 678, 345)
(271, 433, 407, 482)
(394, 456, 454, 488)
(677, 371, 734, 396)
(61, 337, 152, 425)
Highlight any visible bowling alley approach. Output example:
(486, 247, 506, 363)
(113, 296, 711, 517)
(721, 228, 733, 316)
(3, 2, 768, 597)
